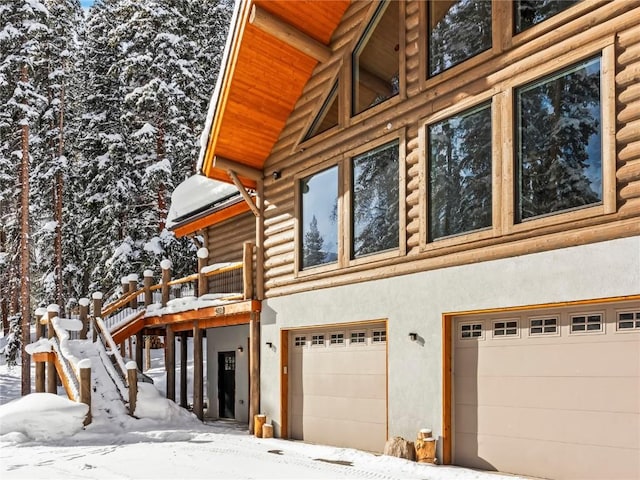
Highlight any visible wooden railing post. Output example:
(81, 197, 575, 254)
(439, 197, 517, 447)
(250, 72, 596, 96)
(78, 298, 89, 340)
(34, 307, 46, 392)
(121, 276, 130, 300)
(143, 270, 153, 306)
(243, 242, 254, 300)
(197, 248, 208, 297)
(92, 292, 103, 342)
(46, 304, 60, 394)
(128, 274, 139, 309)
(79, 359, 92, 425)
(161, 260, 172, 307)
(126, 361, 138, 416)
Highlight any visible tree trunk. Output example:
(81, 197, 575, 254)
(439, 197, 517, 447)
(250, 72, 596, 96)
(19, 64, 32, 396)
(156, 119, 166, 231)
(54, 73, 65, 314)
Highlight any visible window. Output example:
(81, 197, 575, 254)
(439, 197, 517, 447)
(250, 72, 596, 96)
(428, 103, 492, 240)
(514, 0, 579, 34)
(311, 334, 325, 346)
(493, 320, 519, 337)
(352, 140, 399, 257)
(304, 81, 339, 141)
(460, 322, 483, 339)
(617, 311, 640, 331)
(300, 167, 338, 269)
(294, 336, 307, 347)
(350, 331, 366, 344)
(372, 330, 386, 343)
(570, 313, 603, 333)
(429, 0, 492, 77)
(352, 1, 399, 116)
(330, 333, 345, 345)
(516, 56, 602, 222)
(530, 317, 558, 335)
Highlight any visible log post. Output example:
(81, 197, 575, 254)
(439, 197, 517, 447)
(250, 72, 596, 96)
(145, 335, 151, 371)
(249, 311, 260, 434)
(128, 274, 138, 309)
(243, 242, 254, 300)
(193, 321, 203, 420)
(180, 331, 188, 408)
(197, 247, 208, 297)
(160, 260, 172, 307)
(415, 429, 437, 464)
(165, 326, 175, 401)
(91, 292, 103, 343)
(126, 361, 138, 416)
(78, 298, 89, 340)
(143, 270, 153, 306)
(34, 307, 46, 392)
(79, 359, 92, 425)
(262, 423, 274, 439)
(135, 330, 143, 369)
(254, 414, 266, 438)
(46, 304, 60, 394)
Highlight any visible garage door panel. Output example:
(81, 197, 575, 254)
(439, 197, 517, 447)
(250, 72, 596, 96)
(296, 372, 387, 398)
(454, 375, 640, 413)
(455, 432, 640, 480)
(297, 348, 386, 375)
(299, 395, 386, 422)
(294, 415, 386, 452)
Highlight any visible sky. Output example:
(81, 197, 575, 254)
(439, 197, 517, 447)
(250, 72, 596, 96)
(0, 324, 526, 480)
(80, 0, 93, 8)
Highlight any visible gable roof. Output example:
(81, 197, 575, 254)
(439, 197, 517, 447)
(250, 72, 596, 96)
(197, 0, 350, 187)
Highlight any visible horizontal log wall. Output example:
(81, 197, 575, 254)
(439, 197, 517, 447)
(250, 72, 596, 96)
(261, 0, 640, 298)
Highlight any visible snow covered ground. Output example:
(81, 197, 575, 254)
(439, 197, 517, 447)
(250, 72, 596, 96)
(0, 334, 526, 480)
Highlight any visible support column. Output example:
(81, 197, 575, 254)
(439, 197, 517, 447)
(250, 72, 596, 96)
(249, 312, 260, 434)
(193, 321, 203, 420)
(34, 308, 46, 392)
(91, 292, 103, 343)
(180, 331, 188, 408)
(143, 270, 153, 306)
(78, 298, 89, 340)
(165, 327, 175, 401)
(128, 274, 138, 309)
(135, 330, 143, 369)
(46, 305, 59, 394)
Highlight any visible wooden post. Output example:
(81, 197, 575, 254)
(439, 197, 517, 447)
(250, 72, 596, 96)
(34, 308, 46, 392)
(79, 360, 92, 425)
(143, 270, 153, 306)
(249, 312, 260, 434)
(165, 326, 175, 401)
(254, 414, 266, 438)
(121, 276, 129, 301)
(243, 242, 254, 300)
(145, 335, 151, 371)
(91, 292, 103, 343)
(127, 362, 138, 416)
(46, 305, 59, 394)
(193, 321, 203, 420)
(78, 298, 89, 340)
(128, 274, 138, 309)
(180, 331, 188, 408)
(415, 436, 437, 464)
(135, 330, 143, 369)
(161, 260, 172, 307)
(197, 247, 208, 297)
(262, 423, 274, 439)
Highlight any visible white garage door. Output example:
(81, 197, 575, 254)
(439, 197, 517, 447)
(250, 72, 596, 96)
(453, 301, 640, 480)
(289, 322, 387, 452)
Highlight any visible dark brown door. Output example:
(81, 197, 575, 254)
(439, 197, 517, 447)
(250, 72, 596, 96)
(218, 351, 235, 418)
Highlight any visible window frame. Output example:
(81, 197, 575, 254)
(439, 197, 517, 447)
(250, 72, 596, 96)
(528, 315, 560, 337)
(615, 309, 640, 333)
(569, 312, 605, 335)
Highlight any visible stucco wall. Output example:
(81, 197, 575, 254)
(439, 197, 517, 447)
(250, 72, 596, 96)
(206, 324, 250, 423)
(259, 236, 640, 449)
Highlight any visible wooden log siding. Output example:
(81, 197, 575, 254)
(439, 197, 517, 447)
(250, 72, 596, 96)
(258, 1, 640, 297)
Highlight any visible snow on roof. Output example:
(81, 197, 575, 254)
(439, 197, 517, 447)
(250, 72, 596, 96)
(166, 174, 240, 229)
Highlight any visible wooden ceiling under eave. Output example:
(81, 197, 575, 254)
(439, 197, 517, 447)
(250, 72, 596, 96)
(202, 0, 350, 186)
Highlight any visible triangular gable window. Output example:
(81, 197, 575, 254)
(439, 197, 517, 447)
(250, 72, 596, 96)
(304, 80, 339, 141)
(352, 1, 399, 116)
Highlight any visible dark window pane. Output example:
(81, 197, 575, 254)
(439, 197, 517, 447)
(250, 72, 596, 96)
(516, 57, 601, 222)
(514, 0, 579, 33)
(352, 140, 399, 257)
(352, 1, 399, 115)
(429, 103, 492, 240)
(301, 167, 338, 269)
(429, 0, 492, 77)
(304, 81, 339, 141)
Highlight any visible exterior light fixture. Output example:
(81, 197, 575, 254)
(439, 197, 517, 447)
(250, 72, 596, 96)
(237, 346, 243, 353)
(266, 341, 273, 348)
(272, 171, 281, 180)
(409, 332, 418, 341)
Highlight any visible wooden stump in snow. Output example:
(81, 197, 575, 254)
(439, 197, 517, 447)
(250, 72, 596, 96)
(262, 423, 273, 438)
(415, 437, 436, 464)
(254, 414, 266, 438)
(383, 437, 416, 461)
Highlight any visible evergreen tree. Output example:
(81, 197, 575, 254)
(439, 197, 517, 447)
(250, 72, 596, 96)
(303, 215, 326, 268)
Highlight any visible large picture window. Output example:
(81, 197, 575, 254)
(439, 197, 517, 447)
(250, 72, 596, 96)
(516, 56, 602, 222)
(352, 140, 399, 258)
(428, 103, 492, 241)
(428, 0, 492, 77)
(514, 0, 579, 34)
(300, 167, 338, 269)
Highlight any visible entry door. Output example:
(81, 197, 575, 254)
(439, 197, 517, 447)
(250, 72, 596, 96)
(218, 351, 235, 418)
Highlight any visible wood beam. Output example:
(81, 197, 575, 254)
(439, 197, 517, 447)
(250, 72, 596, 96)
(249, 312, 260, 434)
(180, 332, 188, 408)
(213, 156, 262, 182)
(249, 4, 331, 63)
(228, 170, 261, 218)
(193, 322, 204, 420)
(166, 327, 175, 401)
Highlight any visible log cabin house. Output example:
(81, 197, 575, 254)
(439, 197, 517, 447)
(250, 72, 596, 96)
(165, 1, 640, 478)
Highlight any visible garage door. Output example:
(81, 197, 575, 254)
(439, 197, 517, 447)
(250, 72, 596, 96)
(453, 301, 640, 480)
(288, 322, 387, 452)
